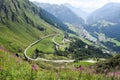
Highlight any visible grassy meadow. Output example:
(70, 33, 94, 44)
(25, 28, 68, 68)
(0, 49, 119, 80)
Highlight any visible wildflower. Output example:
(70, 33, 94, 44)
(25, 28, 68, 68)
(78, 66, 84, 71)
(88, 66, 92, 69)
(108, 71, 120, 78)
(0, 46, 2, 50)
(115, 72, 120, 74)
(114, 72, 120, 78)
(32, 64, 39, 71)
(108, 72, 114, 77)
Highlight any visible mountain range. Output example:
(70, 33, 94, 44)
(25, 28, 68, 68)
(33, 2, 84, 26)
(87, 2, 120, 24)
(64, 3, 89, 20)
(86, 2, 120, 52)
(33, 2, 120, 52)
(33, 2, 97, 43)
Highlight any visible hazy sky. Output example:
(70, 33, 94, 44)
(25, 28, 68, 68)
(30, 0, 120, 12)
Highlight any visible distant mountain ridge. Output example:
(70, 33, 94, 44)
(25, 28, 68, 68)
(86, 2, 120, 40)
(33, 2, 84, 26)
(87, 2, 120, 24)
(86, 2, 120, 52)
(64, 3, 89, 20)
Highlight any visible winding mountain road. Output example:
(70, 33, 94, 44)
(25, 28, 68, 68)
(52, 34, 62, 46)
(24, 34, 74, 63)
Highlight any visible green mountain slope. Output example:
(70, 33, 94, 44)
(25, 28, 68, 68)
(0, 1, 117, 79)
(0, 0, 113, 58)
(0, 0, 72, 53)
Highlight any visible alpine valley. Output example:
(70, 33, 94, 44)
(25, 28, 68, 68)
(0, 0, 120, 80)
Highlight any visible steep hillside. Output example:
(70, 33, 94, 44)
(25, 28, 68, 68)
(0, 0, 72, 53)
(86, 3, 120, 52)
(33, 2, 84, 26)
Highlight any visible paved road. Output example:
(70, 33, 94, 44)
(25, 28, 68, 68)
(24, 34, 74, 63)
(80, 60, 97, 63)
(24, 34, 54, 60)
(52, 34, 62, 46)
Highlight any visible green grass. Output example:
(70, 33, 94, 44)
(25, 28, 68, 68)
(53, 33, 70, 51)
(0, 12, 58, 54)
(0, 0, 60, 54)
(27, 36, 55, 57)
(73, 62, 94, 67)
(26, 33, 69, 59)
(0, 50, 119, 80)
(110, 39, 120, 46)
(43, 54, 68, 60)
(0, 50, 32, 80)
(54, 34, 64, 44)
(79, 37, 93, 45)
(0, 22, 50, 52)
(0, 0, 119, 79)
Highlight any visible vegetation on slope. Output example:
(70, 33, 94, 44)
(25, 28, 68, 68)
(27, 36, 55, 57)
(0, 0, 73, 54)
(0, 0, 118, 80)
(0, 49, 119, 80)
(95, 55, 120, 73)
(55, 37, 112, 60)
